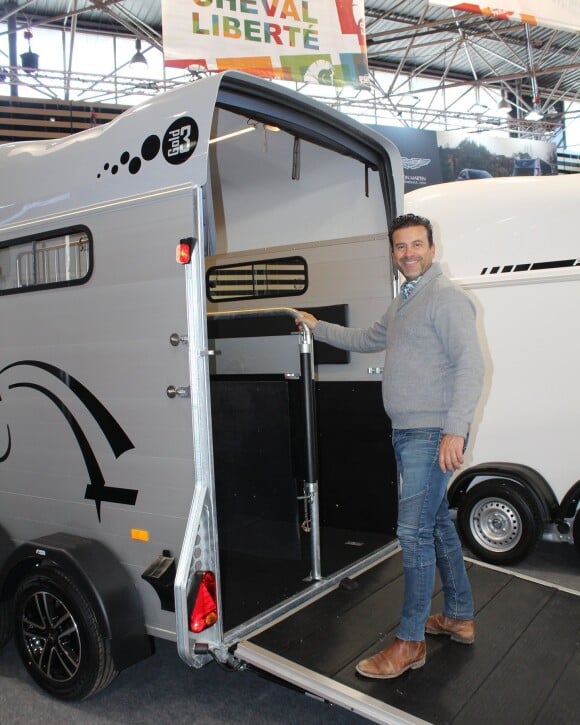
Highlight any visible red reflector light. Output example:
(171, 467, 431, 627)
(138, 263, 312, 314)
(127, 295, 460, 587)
(189, 571, 218, 633)
(176, 242, 191, 265)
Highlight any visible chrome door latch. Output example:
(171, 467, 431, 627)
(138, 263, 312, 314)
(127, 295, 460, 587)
(166, 385, 190, 399)
(169, 333, 188, 346)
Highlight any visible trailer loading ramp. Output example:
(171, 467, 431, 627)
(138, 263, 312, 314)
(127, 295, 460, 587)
(237, 552, 580, 724)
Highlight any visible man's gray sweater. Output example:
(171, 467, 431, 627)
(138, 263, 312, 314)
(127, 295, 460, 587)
(313, 262, 484, 438)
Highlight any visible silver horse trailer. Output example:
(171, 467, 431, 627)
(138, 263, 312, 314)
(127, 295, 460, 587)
(0, 71, 414, 722)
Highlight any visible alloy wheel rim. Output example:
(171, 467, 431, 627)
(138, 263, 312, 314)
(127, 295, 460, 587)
(21, 590, 81, 682)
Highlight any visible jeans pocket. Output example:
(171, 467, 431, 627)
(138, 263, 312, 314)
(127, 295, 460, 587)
(392, 427, 441, 447)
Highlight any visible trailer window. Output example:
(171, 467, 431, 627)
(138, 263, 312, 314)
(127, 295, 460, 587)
(206, 255, 307, 302)
(0, 226, 92, 295)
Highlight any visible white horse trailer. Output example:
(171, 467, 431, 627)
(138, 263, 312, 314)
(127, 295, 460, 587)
(406, 174, 580, 565)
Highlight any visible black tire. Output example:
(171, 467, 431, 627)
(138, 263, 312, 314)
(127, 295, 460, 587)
(0, 597, 13, 649)
(457, 480, 542, 565)
(13, 567, 117, 700)
(572, 512, 580, 551)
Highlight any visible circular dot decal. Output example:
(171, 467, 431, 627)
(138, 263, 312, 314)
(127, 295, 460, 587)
(142, 135, 160, 161)
(120, 151, 130, 165)
(129, 157, 141, 174)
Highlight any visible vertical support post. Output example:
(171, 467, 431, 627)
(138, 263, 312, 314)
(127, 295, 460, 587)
(299, 325, 322, 581)
(7, 3, 19, 97)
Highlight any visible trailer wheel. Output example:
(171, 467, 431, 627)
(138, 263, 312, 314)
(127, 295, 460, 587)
(458, 480, 541, 565)
(572, 513, 580, 551)
(13, 567, 117, 700)
(0, 598, 13, 649)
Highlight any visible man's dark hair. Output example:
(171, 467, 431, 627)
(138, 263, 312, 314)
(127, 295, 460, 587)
(388, 213, 433, 248)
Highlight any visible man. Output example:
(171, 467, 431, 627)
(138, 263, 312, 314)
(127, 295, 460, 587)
(295, 213, 484, 679)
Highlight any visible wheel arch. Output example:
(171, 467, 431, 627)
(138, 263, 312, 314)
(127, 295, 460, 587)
(0, 523, 15, 601)
(449, 462, 558, 523)
(0, 532, 152, 671)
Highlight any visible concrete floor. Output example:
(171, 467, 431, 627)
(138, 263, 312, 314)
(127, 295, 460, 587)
(482, 539, 580, 592)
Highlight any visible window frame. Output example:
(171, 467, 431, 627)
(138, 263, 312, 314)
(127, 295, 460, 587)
(0, 224, 93, 296)
(206, 255, 308, 304)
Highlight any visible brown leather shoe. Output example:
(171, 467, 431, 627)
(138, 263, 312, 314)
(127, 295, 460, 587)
(356, 637, 426, 679)
(425, 613, 475, 644)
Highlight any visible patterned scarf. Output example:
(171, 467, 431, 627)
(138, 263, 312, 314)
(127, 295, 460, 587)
(400, 275, 422, 300)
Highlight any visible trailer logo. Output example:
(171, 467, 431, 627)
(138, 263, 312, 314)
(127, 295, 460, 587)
(163, 116, 198, 164)
(96, 116, 199, 179)
(0, 361, 138, 522)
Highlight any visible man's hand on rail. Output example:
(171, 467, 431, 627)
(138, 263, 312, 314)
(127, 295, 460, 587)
(295, 311, 318, 332)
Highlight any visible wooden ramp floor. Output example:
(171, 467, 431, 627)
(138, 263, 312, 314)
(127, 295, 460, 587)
(248, 553, 580, 724)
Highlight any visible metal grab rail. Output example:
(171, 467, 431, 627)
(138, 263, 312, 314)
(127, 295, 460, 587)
(207, 306, 322, 581)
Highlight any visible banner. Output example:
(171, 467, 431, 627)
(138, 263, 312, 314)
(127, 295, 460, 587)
(437, 130, 557, 181)
(429, 2, 580, 32)
(162, 0, 369, 88)
(373, 126, 443, 193)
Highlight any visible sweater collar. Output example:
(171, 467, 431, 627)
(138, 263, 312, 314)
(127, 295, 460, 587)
(399, 261, 441, 300)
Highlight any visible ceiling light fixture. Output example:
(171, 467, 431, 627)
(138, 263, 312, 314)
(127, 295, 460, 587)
(130, 39, 147, 69)
(525, 108, 543, 121)
(525, 97, 543, 121)
(20, 28, 39, 74)
(496, 89, 511, 117)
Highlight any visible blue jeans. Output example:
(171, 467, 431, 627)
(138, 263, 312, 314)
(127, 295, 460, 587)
(393, 428, 474, 642)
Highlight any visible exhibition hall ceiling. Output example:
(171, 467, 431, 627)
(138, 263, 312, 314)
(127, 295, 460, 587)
(1, 1, 579, 136)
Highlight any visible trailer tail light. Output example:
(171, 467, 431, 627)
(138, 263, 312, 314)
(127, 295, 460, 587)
(189, 571, 218, 633)
(176, 237, 194, 265)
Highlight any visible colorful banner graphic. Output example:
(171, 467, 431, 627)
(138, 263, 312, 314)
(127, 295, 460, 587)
(429, 1, 580, 33)
(162, 0, 369, 87)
